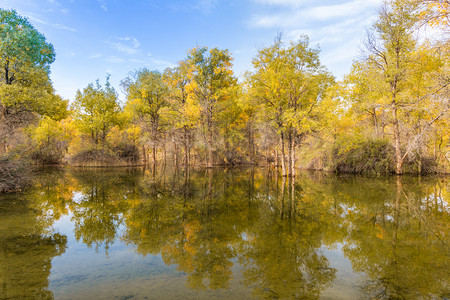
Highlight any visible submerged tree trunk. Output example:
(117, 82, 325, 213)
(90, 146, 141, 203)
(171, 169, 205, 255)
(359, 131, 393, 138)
(280, 175, 286, 219)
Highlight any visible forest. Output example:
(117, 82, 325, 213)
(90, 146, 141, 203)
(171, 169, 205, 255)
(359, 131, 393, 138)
(0, 0, 449, 192)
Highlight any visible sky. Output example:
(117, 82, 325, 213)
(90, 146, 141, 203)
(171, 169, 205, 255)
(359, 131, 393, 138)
(0, 0, 384, 102)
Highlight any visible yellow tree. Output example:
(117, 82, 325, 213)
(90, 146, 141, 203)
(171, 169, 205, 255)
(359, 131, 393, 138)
(184, 47, 237, 168)
(122, 69, 169, 163)
(249, 35, 334, 176)
(416, 0, 450, 28)
(73, 76, 121, 147)
(347, 0, 449, 174)
(164, 61, 200, 167)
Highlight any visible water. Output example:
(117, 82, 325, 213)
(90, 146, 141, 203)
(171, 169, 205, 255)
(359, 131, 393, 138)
(0, 167, 448, 299)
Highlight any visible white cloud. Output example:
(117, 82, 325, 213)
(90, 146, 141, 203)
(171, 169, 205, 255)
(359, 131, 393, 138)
(147, 53, 176, 68)
(105, 56, 125, 63)
(20, 13, 77, 32)
(107, 36, 141, 55)
(27, 15, 47, 25)
(247, 0, 384, 78)
(249, 0, 383, 28)
(117, 36, 141, 49)
(53, 23, 77, 32)
(195, 0, 218, 14)
(97, 0, 108, 11)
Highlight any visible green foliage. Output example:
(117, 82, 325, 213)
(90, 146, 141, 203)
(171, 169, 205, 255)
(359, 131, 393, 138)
(73, 76, 121, 145)
(123, 69, 169, 122)
(0, 9, 55, 71)
(0, 9, 66, 119)
(0, 9, 68, 161)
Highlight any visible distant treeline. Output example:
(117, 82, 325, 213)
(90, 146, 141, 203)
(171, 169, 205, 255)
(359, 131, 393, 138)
(0, 0, 449, 192)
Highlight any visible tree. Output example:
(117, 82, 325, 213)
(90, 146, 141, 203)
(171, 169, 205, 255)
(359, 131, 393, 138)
(29, 116, 72, 165)
(73, 76, 121, 146)
(184, 47, 237, 168)
(249, 35, 334, 176)
(415, 0, 450, 28)
(122, 69, 169, 164)
(0, 9, 67, 153)
(348, 0, 449, 174)
(0, 9, 55, 86)
(164, 60, 200, 168)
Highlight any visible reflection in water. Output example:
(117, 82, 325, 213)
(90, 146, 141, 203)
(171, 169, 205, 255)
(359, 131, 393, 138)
(0, 167, 448, 299)
(336, 176, 450, 299)
(0, 195, 67, 299)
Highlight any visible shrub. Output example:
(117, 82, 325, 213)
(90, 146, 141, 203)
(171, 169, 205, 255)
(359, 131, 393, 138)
(70, 148, 119, 165)
(332, 138, 395, 174)
(113, 144, 140, 163)
(30, 145, 65, 165)
(0, 154, 31, 193)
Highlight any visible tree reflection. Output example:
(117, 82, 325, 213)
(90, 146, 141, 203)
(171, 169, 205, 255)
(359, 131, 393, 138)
(4, 167, 448, 299)
(335, 176, 450, 299)
(121, 168, 341, 296)
(0, 195, 67, 299)
(238, 176, 341, 299)
(69, 169, 140, 253)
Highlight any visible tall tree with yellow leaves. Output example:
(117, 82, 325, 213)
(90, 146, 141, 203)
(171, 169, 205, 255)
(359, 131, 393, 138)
(249, 35, 334, 176)
(184, 47, 237, 168)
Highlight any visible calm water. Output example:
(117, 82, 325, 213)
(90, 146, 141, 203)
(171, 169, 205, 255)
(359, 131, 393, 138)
(0, 167, 448, 299)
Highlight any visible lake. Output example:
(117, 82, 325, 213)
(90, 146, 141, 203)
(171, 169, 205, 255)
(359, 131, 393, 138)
(0, 167, 448, 299)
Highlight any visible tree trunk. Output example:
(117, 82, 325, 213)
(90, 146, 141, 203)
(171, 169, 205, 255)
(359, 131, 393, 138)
(392, 105, 403, 174)
(163, 139, 167, 165)
(291, 135, 296, 177)
(174, 140, 178, 167)
(280, 132, 287, 177)
(247, 122, 254, 165)
(142, 145, 146, 164)
(207, 121, 213, 168)
(275, 147, 278, 167)
(184, 127, 190, 168)
(288, 130, 293, 177)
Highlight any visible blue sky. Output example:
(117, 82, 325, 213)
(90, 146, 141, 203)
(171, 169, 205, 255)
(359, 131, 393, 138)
(0, 0, 383, 101)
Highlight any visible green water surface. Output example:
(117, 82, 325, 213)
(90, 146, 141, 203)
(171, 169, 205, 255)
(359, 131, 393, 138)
(0, 167, 448, 299)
